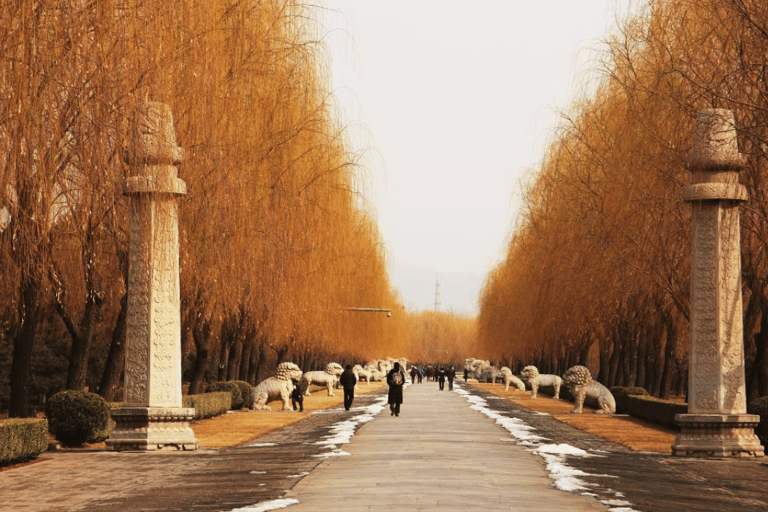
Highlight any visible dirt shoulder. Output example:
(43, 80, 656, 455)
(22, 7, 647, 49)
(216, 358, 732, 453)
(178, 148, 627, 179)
(472, 381, 677, 453)
(192, 381, 388, 448)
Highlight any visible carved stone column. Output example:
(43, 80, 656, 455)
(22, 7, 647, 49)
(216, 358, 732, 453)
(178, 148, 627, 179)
(106, 102, 197, 451)
(672, 109, 763, 457)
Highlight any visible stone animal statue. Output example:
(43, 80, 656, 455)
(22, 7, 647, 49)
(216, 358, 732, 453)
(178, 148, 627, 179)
(365, 365, 382, 382)
(464, 358, 490, 379)
(252, 362, 303, 411)
(500, 367, 526, 391)
(562, 365, 615, 414)
(353, 364, 370, 384)
(377, 359, 392, 377)
(520, 365, 562, 399)
(303, 362, 344, 396)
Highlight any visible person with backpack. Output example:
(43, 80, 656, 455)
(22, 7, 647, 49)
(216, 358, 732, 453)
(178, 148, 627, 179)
(387, 362, 406, 417)
(339, 364, 357, 411)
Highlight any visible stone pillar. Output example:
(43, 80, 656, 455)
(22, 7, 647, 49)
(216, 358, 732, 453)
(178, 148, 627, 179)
(106, 102, 197, 451)
(672, 109, 763, 457)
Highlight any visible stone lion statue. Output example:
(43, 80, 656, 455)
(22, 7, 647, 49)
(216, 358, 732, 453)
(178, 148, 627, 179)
(520, 366, 562, 399)
(252, 362, 303, 411)
(303, 362, 344, 396)
(562, 365, 615, 414)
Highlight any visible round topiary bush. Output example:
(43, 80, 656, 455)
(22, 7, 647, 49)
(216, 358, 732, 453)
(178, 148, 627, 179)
(747, 396, 768, 448)
(229, 380, 253, 409)
(206, 381, 243, 410)
(45, 391, 111, 447)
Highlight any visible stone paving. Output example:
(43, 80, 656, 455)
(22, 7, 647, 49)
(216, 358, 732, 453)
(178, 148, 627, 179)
(1, 381, 767, 512)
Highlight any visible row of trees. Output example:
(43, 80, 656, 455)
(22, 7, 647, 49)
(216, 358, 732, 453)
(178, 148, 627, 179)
(0, 0, 409, 417)
(478, 0, 768, 401)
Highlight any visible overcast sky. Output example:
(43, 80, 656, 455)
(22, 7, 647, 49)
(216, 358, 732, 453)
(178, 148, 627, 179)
(321, 1, 637, 315)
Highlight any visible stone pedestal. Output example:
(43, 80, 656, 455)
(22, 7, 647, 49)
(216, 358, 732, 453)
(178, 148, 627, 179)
(106, 102, 197, 451)
(671, 109, 763, 458)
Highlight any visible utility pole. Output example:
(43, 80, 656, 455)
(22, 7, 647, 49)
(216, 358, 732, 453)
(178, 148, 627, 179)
(434, 277, 441, 311)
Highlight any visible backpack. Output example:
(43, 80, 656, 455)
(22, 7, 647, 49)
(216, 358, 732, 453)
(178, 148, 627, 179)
(391, 371, 403, 386)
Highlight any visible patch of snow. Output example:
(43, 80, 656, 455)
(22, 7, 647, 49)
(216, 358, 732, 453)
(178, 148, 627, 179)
(287, 472, 309, 478)
(456, 388, 633, 509)
(314, 449, 351, 458)
(229, 498, 299, 512)
(250, 470, 267, 475)
(245, 442, 278, 448)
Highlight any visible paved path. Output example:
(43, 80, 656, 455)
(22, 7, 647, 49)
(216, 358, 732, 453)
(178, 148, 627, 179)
(283, 382, 607, 511)
(3, 381, 768, 511)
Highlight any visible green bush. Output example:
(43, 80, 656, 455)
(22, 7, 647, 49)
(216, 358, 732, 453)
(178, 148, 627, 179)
(610, 386, 649, 414)
(624, 394, 687, 429)
(0, 418, 49, 466)
(747, 396, 768, 448)
(183, 392, 231, 420)
(206, 382, 242, 409)
(229, 380, 253, 409)
(45, 391, 111, 447)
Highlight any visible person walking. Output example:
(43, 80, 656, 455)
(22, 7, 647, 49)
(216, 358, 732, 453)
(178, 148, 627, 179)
(437, 366, 446, 391)
(291, 379, 304, 412)
(409, 366, 418, 384)
(387, 362, 406, 417)
(446, 366, 456, 391)
(339, 364, 357, 411)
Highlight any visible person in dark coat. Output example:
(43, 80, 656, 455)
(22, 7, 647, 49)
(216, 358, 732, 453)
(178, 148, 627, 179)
(437, 366, 446, 391)
(446, 366, 456, 391)
(387, 362, 406, 417)
(339, 364, 357, 411)
(291, 379, 304, 412)
(410, 366, 418, 384)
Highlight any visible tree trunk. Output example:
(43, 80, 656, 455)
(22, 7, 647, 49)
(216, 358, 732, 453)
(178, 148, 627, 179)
(659, 312, 678, 399)
(99, 293, 128, 402)
(747, 311, 768, 401)
(597, 334, 611, 385)
(635, 330, 647, 390)
(63, 293, 101, 391)
(9, 278, 40, 418)
(249, 337, 267, 385)
(239, 342, 252, 382)
(189, 320, 211, 395)
(608, 337, 621, 388)
(227, 341, 243, 381)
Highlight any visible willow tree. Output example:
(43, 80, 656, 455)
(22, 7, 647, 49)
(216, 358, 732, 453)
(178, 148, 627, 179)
(1, 0, 406, 413)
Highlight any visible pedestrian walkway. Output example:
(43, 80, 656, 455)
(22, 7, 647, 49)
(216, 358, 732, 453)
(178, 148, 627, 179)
(283, 382, 607, 511)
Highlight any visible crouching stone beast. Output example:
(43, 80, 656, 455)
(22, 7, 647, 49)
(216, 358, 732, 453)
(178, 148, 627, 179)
(500, 367, 526, 391)
(520, 366, 562, 399)
(562, 365, 615, 414)
(303, 362, 344, 396)
(252, 362, 303, 411)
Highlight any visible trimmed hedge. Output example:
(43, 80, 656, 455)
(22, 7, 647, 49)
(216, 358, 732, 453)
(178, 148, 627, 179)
(230, 380, 254, 409)
(610, 386, 650, 414)
(0, 418, 49, 466)
(624, 394, 687, 429)
(747, 396, 768, 448)
(183, 392, 231, 420)
(45, 391, 111, 447)
(206, 382, 242, 409)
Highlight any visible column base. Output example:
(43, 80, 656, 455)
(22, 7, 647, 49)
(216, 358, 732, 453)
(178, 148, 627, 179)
(672, 413, 764, 458)
(106, 407, 198, 451)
